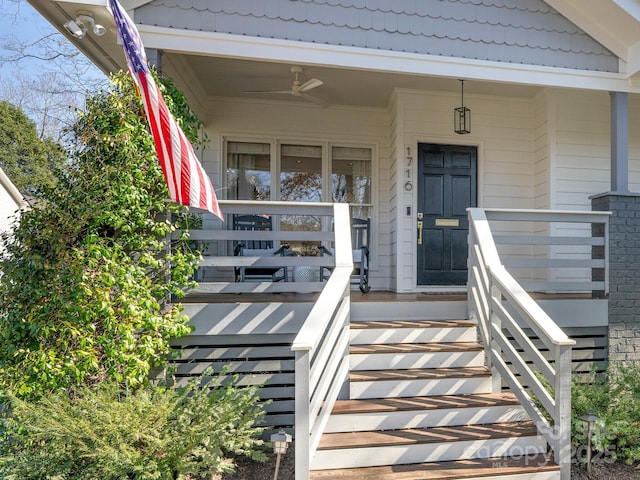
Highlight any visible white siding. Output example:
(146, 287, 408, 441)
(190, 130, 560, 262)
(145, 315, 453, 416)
(392, 89, 535, 291)
(552, 90, 611, 210)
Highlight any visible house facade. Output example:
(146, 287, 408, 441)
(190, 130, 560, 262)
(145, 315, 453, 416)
(28, 1, 640, 477)
(30, 0, 640, 294)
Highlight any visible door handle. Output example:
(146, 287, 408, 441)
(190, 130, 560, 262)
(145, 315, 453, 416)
(417, 220, 423, 245)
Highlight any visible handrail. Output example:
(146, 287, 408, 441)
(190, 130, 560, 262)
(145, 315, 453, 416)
(292, 203, 353, 480)
(468, 208, 579, 480)
(173, 200, 354, 480)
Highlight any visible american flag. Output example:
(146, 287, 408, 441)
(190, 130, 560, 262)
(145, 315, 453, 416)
(109, 0, 222, 219)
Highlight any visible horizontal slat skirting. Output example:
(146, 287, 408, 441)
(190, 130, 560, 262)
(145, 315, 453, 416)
(167, 336, 297, 432)
(263, 400, 295, 413)
(170, 334, 296, 346)
(172, 359, 294, 376)
(172, 372, 294, 386)
(258, 386, 295, 399)
(502, 326, 608, 375)
(174, 345, 293, 360)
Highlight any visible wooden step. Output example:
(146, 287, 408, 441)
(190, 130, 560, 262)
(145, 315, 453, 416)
(311, 421, 547, 469)
(350, 319, 476, 345)
(350, 342, 483, 354)
(349, 366, 492, 399)
(318, 421, 538, 450)
(350, 342, 484, 370)
(309, 454, 560, 480)
(325, 393, 527, 433)
(332, 393, 520, 415)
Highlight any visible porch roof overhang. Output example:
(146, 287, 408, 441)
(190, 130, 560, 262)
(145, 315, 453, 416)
(28, 0, 640, 109)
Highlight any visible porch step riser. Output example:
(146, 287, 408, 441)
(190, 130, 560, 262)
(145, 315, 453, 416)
(350, 301, 468, 321)
(350, 376, 491, 399)
(324, 405, 527, 433)
(459, 473, 560, 480)
(350, 327, 476, 345)
(350, 351, 484, 370)
(311, 435, 547, 470)
(310, 467, 560, 480)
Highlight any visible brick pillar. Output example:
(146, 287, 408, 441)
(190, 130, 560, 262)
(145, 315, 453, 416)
(592, 193, 640, 364)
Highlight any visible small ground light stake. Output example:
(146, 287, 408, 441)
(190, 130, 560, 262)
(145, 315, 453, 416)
(580, 413, 599, 474)
(271, 429, 292, 480)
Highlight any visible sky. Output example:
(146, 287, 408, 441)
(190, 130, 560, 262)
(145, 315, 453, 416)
(1, 1, 62, 79)
(0, 1, 106, 139)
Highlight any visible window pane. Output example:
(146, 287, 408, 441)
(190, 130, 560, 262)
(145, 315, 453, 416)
(280, 144, 322, 203)
(332, 146, 372, 220)
(226, 142, 271, 200)
(280, 144, 322, 235)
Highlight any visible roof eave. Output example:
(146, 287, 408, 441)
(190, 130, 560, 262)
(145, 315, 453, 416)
(138, 26, 640, 94)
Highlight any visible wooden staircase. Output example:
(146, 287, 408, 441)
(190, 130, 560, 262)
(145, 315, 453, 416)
(309, 304, 560, 479)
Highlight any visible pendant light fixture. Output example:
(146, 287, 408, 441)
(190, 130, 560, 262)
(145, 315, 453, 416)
(454, 79, 470, 134)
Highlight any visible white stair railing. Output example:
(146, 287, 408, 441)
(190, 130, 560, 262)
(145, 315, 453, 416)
(292, 203, 352, 480)
(467, 208, 611, 480)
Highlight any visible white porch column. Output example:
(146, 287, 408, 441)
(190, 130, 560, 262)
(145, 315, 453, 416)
(610, 91, 629, 193)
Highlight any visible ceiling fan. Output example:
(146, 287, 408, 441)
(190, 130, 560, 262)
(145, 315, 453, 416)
(243, 66, 327, 106)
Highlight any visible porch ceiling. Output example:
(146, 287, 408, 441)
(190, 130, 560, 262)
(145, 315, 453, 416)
(168, 54, 541, 109)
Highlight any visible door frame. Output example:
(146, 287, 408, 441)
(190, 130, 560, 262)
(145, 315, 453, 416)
(407, 137, 483, 292)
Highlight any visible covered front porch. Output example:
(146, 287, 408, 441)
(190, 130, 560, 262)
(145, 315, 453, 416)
(169, 199, 610, 480)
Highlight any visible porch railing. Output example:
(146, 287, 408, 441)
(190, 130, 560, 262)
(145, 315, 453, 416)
(292, 203, 352, 480)
(468, 208, 609, 480)
(172, 201, 352, 480)
(177, 200, 338, 293)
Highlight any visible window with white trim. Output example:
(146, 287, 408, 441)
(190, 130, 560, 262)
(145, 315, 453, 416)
(226, 141, 372, 218)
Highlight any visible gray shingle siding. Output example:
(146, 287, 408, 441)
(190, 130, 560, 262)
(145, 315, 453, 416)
(136, 0, 618, 72)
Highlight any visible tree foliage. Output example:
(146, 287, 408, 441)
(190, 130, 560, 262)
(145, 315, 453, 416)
(0, 100, 65, 196)
(0, 70, 203, 398)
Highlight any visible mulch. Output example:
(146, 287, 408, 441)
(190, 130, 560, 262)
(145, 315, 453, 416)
(571, 461, 640, 479)
(216, 447, 295, 480)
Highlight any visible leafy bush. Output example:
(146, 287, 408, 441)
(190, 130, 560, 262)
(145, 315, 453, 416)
(572, 364, 640, 464)
(0, 372, 266, 479)
(0, 70, 203, 398)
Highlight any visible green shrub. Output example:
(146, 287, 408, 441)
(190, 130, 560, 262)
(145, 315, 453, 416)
(0, 372, 267, 479)
(0, 70, 203, 398)
(572, 364, 640, 464)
